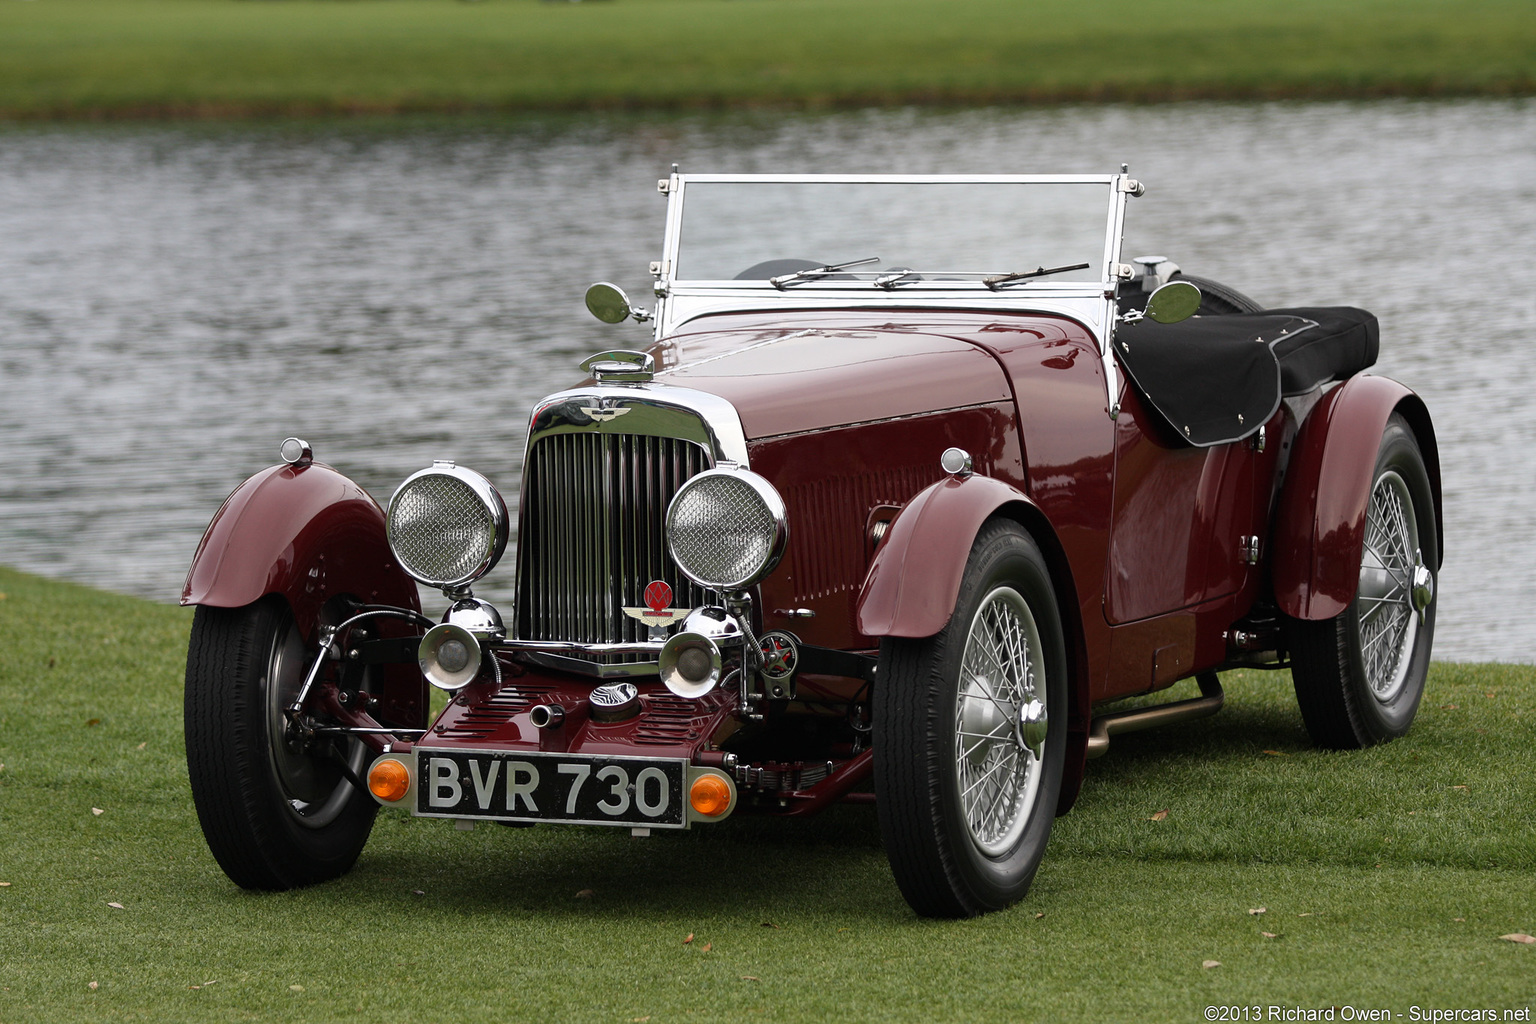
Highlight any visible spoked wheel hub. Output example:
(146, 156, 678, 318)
(954, 586, 1047, 858)
(1355, 469, 1423, 705)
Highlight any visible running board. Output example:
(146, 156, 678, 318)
(1084, 672, 1224, 759)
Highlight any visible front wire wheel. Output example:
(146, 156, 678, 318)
(185, 597, 377, 889)
(955, 586, 1047, 857)
(1287, 413, 1438, 748)
(874, 521, 1067, 918)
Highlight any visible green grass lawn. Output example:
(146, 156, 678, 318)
(1, 564, 1533, 1022)
(1, 0, 1533, 120)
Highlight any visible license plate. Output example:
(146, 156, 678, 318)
(414, 749, 689, 829)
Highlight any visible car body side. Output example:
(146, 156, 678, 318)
(650, 305, 1441, 804)
(180, 306, 1441, 773)
(177, 172, 1443, 919)
(176, 303, 1441, 807)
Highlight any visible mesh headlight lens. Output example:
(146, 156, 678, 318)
(387, 463, 509, 589)
(666, 468, 787, 590)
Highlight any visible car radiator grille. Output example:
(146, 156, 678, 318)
(516, 431, 711, 675)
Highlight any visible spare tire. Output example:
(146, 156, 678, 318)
(1170, 272, 1264, 315)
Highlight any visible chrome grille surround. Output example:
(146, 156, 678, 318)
(514, 383, 750, 677)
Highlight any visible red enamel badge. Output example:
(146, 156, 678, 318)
(644, 580, 673, 613)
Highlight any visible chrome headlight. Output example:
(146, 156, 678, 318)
(387, 462, 509, 590)
(666, 468, 787, 590)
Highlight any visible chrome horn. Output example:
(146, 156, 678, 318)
(658, 606, 741, 699)
(418, 622, 482, 691)
(659, 633, 722, 698)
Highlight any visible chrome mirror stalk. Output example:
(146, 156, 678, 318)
(584, 282, 652, 324)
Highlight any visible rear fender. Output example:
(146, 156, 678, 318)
(1271, 375, 1442, 620)
(855, 474, 1091, 816)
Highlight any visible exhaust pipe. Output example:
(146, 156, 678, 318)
(1085, 672, 1224, 759)
(528, 704, 565, 729)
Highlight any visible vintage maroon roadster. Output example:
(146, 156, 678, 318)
(183, 173, 1440, 918)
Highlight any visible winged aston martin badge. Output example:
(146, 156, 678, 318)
(622, 580, 690, 639)
(579, 399, 632, 423)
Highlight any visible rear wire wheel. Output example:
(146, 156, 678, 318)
(1287, 414, 1437, 748)
(874, 520, 1067, 918)
(185, 597, 377, 889)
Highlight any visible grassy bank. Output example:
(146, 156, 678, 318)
(1, 0, 1533, 120)
(1, 564, 1533, 1022)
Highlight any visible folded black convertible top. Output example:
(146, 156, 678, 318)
(1114, 307, 1379, 447)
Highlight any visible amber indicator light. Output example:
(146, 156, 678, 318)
(368, 759, 411, 802)
(689, 774, 732, 817)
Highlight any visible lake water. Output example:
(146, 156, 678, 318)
(1, 100, 1531, 662)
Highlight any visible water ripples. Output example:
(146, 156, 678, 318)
(1, 100, 1531, 662)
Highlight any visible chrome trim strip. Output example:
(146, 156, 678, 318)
(521, 652, 669, 679)
(1102, 172, 1134, 419)
(674, 173, 1124, 183)
(655, 295, 1111, 365)
(491, 638, 666, 657)
(312, 727, 431, 736)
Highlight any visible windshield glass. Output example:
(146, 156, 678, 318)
(674, 180, 1112, 285)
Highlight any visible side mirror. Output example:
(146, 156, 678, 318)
(1142, 280, 1202, 324)
(585, 282, 652, 324)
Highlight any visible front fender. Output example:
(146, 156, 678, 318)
(182, 461, 422, 640)
(1271, 375, 1442, 620)
(855, 472, 1091, 818)
(855, 474, 1037, 639)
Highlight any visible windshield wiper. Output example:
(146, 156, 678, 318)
(769, 256, 881, 290)
(982, 262, 1092, 291)
(873, 268, 920, 290)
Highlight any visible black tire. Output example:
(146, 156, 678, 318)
(1170, 272, 1265, 315)
(185, 598, 377, 890)
(873, 520, 1067, 919)
(1286, 414, 1437, 748)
